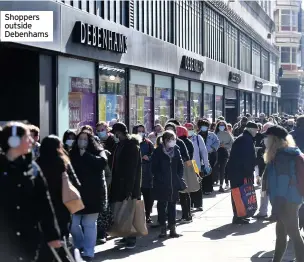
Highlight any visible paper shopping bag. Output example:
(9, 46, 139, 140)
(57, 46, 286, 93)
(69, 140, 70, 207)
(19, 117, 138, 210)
(133, 200, 148, 236)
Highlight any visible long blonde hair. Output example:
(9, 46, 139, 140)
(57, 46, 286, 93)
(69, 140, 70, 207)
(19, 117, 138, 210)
(264, 134, 296, 163)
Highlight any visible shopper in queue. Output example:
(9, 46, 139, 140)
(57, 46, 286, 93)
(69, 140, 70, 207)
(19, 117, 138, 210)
(133, 124, 155, 224)
(36, 135, 81, 262)
(70, 130, 108, 261)
(0, 122, 61, 261)
(197, 119, 220, 195)
(148, 124, 164, 145)
(262, 126, 304, 262)
(29, 124, 41, 159)
(151, 130, 185, 238)
(109, 122, 142, 249)
(63, 129, 77, 153)
(214, 120, 234, 192)
(227, 121, 258, 225)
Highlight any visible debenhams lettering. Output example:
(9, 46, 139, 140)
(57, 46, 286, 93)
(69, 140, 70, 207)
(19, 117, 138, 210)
(73, 21, 127, 53)
(181, 56, 204, 73)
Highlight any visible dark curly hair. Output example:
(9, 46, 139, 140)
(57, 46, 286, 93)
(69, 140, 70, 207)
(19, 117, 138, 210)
(70, 130, 102, 156)
(197, 119, 210, 129)
(215, 120, 227, 134)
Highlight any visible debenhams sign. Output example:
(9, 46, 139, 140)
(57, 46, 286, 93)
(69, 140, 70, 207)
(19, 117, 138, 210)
(73, 21, 127, 53)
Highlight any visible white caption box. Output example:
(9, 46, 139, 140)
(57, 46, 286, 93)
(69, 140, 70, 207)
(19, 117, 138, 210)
(0, 11, 53, 42)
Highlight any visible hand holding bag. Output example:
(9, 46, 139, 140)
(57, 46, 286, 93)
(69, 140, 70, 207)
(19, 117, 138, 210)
(62, 172, 85, 214)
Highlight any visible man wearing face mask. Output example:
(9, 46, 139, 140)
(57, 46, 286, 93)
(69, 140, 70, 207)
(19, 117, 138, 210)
(227, 121, 258, 224)
(109, 122, 142, 249)
(233, 116, 248, 137)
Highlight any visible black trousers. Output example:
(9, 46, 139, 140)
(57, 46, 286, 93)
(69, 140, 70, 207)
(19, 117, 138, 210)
(214, 154, 229, 186)
(202, 152, 217, 193)
(141, 188, 154, 219)
(190, 180, 203, 208)
(157, 201, 176, 226)
(179, 192, 191, 219)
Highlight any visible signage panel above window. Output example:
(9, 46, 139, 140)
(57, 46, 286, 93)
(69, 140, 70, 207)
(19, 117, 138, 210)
(180, 56, 204, 73)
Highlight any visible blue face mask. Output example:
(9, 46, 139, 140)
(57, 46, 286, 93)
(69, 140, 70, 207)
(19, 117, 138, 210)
(219, 126, 225, 132)
(201, 126, 208, 132)
(97, 131, 107, 139)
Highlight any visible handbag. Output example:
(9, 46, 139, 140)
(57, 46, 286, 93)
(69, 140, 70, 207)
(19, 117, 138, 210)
(62, 172, 85, 214)
(133, 200, 148, 236)
(180, 161, 200, 193)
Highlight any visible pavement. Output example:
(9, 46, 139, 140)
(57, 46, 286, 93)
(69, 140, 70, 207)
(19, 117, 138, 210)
(93, 186, 298, 262)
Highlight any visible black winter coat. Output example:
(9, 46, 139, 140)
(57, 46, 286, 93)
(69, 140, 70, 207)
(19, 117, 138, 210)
(110, 136, 142, 202)
(140, 138, 154, 188)
(151, 145, 185, 202)
(177, 138, 190, 162)
(227, 131, 256, 188)
(0, 153, 60, 262)
(179, 136, 194, 160)
(70, 151, 107, 214)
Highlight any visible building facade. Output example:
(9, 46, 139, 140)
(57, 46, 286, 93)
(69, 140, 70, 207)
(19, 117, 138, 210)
(275, 0, 303, 114)
(0, 0, 280, 139)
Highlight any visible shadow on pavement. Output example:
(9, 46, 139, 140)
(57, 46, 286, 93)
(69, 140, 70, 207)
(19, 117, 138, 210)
(203, 219, 271, 240)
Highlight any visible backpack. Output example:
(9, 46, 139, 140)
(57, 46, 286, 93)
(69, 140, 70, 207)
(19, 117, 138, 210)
(295, 154, 304, 196)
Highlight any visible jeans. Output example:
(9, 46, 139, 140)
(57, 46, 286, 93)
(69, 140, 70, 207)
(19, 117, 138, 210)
(157, 201, 176, 226)
(141, 188, 154, 219)
(179, 192, 191, 219)
(273, 203, 304, 262)
(71, 213, 99, 258)
(214, 154, 228, 186)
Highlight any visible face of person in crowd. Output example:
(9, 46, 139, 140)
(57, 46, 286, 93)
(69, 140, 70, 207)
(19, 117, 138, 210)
(114, 131, 125, 142)
(30, 131, 39, 143)
(165, 136, 176, 148)
(78, 133, 89, 149)
(155, 126, 163, 136)
(248, 128, 258, 138)
(200, 125, 209, 133)
(227, 125, 232, 133)
(186, 126, 195, 137)
(219, 124, 226, 132)
(20, 129, 34, 155)
(96, 124, 108, 139)
(137, 126, 145, 138)
(241, 120, 247, 127)
(65, 134, 76, 148)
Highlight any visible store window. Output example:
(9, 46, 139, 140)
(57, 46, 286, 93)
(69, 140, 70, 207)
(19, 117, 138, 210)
(58, 57, 96, 138)
(204, 84, 214, 123)
(225, 22, 238, 68)
(280, 10, 297, 31)
(261, 49, 269, 80)
(240, 33, 251, 74)
(246, 93, 252, 114)
(240, 91, 245, 115)
(98, 64, 126, 124)
(191, 82, 202, 123)
(215, 86, 223, 119)
(129, 70, 153, 132)
(252, 93, 256, 117)
(270, 54, 277, 83)
(257, 94, 261, 116)
(252, 42, 261, 77)
(269, 96, 273, 115)
(175, 78, 189, 125)
(262, 95, 266, 115)
(155, 74, 172, 127)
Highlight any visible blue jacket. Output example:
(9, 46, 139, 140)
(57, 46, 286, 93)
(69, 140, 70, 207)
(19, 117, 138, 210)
(151, 145, 185, 202)
(290, 128, 304, 152)
(140, 138, 154, 188)
(265, 147, 304, 209)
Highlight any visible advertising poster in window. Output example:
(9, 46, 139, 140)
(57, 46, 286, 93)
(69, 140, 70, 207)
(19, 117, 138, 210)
(144, 97, 152, 132)
(98, 95, 106, 122)
(175, 90, 188, 124)
(106, 94, 117, 122)
(137, 96, 144, 125)
(69, 77, 95, 129)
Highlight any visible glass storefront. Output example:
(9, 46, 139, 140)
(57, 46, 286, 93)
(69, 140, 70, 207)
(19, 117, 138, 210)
(246, 93, 252, 114)
(191, 82, 202, 123)
(58, 57, 96, 138)
(129, 70, 153, 132)
(215, 86, 223, 118)
(240, 91, 245, 115)
(257, 94, 261, 117)
(204, 84, 214, 123)
(175, 78, 189, 125)
(98, 64, 126, 124)
(262, 95, 266, 114)
(155, 75, 172, 127)
(252, 93, 256, 117)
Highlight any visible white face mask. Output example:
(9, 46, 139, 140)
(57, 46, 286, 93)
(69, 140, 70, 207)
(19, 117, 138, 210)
(167, 140, 176, 148)
(219, 126, 225, 132)
(65, 139, 74, 147)
(138, 132, 145, 138)
(188, 130, 195, 137)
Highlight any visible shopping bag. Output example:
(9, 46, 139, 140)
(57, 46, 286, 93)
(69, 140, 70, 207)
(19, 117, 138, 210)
(231, 181, 257, 218)
(181, 162, 200, 193)
(133, 200, 148, 236)
(107, 199, 136, 237)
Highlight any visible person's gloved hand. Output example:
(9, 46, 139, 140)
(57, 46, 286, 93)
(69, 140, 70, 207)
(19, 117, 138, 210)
(204, 166, 212, 175)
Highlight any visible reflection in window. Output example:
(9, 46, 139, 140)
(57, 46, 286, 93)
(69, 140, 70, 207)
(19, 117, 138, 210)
(246, 93, 252, 114)
(204, 84, 214, 123)
(261, 49, 269, 80)
(215, 86, 223, 119)
(240, 33, 251, 74)
(191, 82, 202, 123)
(240, 91, 245, 115)
(155, 75, 172, 127)
(257, 94, 261, 116)
(129, 70, 153, 132)
(175, 78, 189, 125)
(98, 64, 125, 124)
(225, 22, 238, 68)
(252, 93, 256, 117)
(252, 42, 261, 77)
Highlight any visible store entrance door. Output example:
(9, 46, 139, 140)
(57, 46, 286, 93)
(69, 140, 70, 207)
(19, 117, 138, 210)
(225, 89, 238, 125)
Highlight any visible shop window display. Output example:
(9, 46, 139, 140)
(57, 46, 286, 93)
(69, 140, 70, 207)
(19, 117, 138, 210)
(175, 78, 189, 125)
(191, 82, 202, 123)
(215, 86, 223, 119)
(98, 64, 126, 124)
(204, 84, 214, 123)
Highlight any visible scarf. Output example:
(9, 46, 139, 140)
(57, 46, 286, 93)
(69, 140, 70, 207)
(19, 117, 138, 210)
(162, 145, 175, 159)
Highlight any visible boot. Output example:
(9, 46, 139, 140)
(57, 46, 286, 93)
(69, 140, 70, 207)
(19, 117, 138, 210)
(159, 225, 167, 238)
(169, 225, 181, 238)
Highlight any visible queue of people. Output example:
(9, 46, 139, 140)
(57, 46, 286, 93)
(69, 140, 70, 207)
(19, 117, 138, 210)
(0, 111, 304, 262)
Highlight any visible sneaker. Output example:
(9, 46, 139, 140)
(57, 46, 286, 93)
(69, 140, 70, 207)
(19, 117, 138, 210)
(82, 256, 93, 262)
(219, 187, 225, 193)
(196, 207, 203, 211)
(180, 217, 192, 223)
(96, 238, 107, 245)
(125, 242, 136, 249)
(225, 183, 230, 190)
(146, 217, 153, 224)
(115, 238, 127, 245)
(232, 217, 250, 225)
(253, 214, 268, 220)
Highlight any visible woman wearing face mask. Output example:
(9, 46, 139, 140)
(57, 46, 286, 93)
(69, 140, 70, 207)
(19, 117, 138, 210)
(262, 126, 304, 262)
(184, 123, 209, 211)
(0, 122, 61, 261)
(148, 124, 164, 145)
(214, 121, 234, 192)
(63, 129, 76, 153)
(132, 125, 155, 223)
(197, 119, 220, 195)
(69, 131, 107, 262)
(151, 130, 185, 238)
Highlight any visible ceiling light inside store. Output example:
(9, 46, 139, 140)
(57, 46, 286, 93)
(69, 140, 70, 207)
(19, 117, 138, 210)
(109, 75, 116, 81)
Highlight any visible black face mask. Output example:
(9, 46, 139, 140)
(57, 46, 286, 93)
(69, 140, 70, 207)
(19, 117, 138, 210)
(241, 122, 246, 126)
